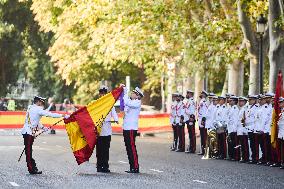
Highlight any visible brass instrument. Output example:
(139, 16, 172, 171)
(202, 127, 218, 159)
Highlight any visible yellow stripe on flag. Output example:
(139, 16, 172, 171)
(65, 121, 88, 152)
(86, 91, 116, 134)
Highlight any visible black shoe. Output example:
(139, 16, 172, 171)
(29, 170, 42, 175)
(101, 168, 111, 173)
(266, 162, 273, 166)
(239, 160, 247, 163)
(125, 169, 139, 173)
(280, 165, 284, 169)
(97, 167, 103, 172)
(257, 161, 266, 165)
(270, 163, 280, 167)
(175, 149, 185, 152)
(247, 161, 257, 164)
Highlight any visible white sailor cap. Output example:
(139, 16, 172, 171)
(247, 95, 258, 99)
(208, 93, 216, 97)
(258, 94, 267, 99)
(186, 90, 194, 94)
(34, 96, 46, 103)
(99, 85, 108, 92)
(133, 87, 144, 97)
(229, 96, 238, 100)
(238, 96, 248, 101)
(212, 96, 219, 100)
(279, 97, 284, 102)
(218, 96, 226, 99)
(201, 90, 208, 96)
(265, 92, 275, 97)
(172, 92, 179, 96)
(225, 93, 234, 98)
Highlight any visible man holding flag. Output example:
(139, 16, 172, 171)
(121, 84, 144, 173)
(21, 96, 66, 174)
(96, 85, 119, 173)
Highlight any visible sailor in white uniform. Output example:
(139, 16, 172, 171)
(121, 85, 143, 173)
(21, 96, 65, 174)
(96, 86, 119, 173)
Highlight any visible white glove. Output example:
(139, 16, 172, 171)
(64, 115, 70, 119)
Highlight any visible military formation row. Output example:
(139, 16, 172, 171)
(170, 90, 284, 169)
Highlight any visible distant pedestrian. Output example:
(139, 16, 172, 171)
(47, 97, 56, 111)
(7, 98, 16, 111)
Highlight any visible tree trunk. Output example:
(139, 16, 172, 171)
(221, 69, 228, 96)
(249, 57, 259, 94)
(237, 0, 259, 94)
(194, 71, 204, 101)
(268, 0, 284, 92)
(228, 59, 244, 95)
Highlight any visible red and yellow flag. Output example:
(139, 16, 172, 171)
(64, 87, 123, 165)
(271, 71, 283, 148)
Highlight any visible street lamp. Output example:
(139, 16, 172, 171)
(256, 14, 267, 94)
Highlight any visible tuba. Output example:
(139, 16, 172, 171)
(202, 123, 218, 159)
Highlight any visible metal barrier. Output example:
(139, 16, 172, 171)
(0, 111, 171, 133)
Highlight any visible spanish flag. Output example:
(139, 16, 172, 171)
(271, 71, 283, 148)
(64, 87, 123, 165)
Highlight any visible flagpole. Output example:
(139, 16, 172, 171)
(17, 119, 64, 162)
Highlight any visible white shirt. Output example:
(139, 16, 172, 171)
(264, 104, 273, 133)
(255, 103, 271, 133)
(175, 101, 184, 124)
(228, 105, 239, 133)
(122, 87, 141, 130)
(237, 105, 248, 135)
(183, 97, 196, 122)
(198, 98, 209, 128)
(170, 101, 177, 124)
(205, 103, 217, 130)
(278, 110, 284, 139)
(245, 104, 259, 132)
(100, 107, 119, 136)
(21, 104, 62, 135)
(215, 104, 229, 128)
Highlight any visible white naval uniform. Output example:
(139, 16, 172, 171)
(237, 105, 248, 136)
(255, 103, 271, 133)
(215, 104, 229, 128)
(100, 107, 119, 136)
(21, 104, 62, 135)
(278, 110, 284, 140)
(228, 105, 239, 134)
(244, 104, 259, 133)
(175, 101, 184, 125)
(122, 87, 142, 131)
(205, 103, 217, 130)
(170, 101, 177, 125)
(264, 104, 273, 134)
(183, 97, 196, 122)
(198, 98, 209, 128)
(122, 87, 142, 171)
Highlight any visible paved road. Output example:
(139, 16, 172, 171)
(0, 130, 283, 189)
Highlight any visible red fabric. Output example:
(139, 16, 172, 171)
(74, 107, 97, 149)
(73, 145, 93, 165)
(130, 131, 139, 169)
(111, 87, 123, 100)
(273, 71, 283, 148)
